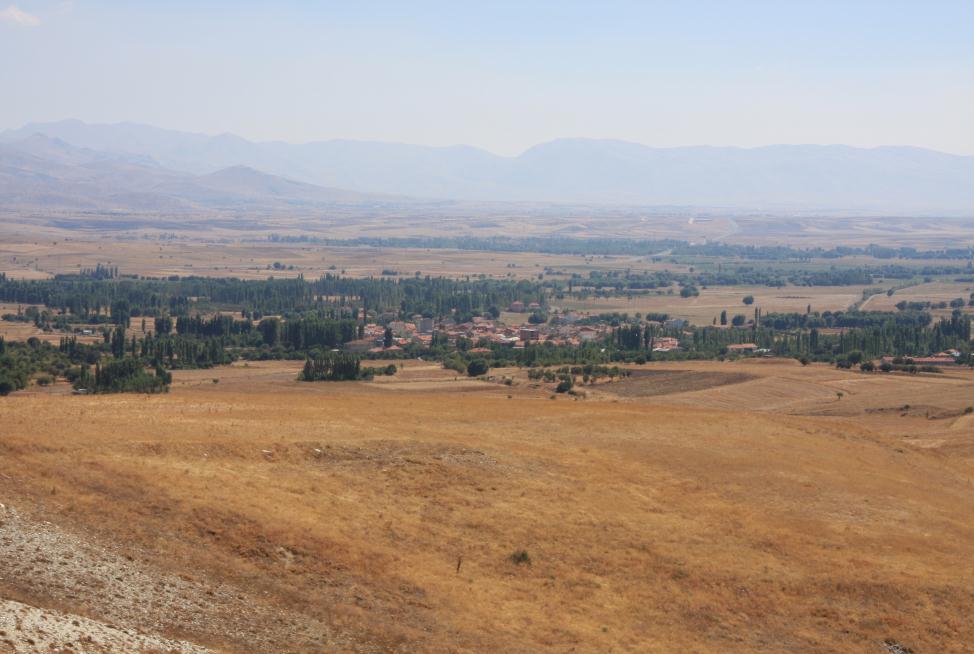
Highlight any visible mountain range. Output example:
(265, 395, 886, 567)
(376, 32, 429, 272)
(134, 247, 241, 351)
(0, 132, 391, 214)
(2, 119, 973, 214)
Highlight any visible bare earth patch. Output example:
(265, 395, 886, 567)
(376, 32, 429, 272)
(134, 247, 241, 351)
(600, 369, 758, 398)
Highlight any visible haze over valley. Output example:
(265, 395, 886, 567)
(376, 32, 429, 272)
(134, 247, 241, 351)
(3, 119, 973, 215)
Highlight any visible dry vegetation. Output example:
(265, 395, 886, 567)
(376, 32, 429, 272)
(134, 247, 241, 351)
(863, 281, 974, 316)
(559, 284, 875, 323)
(3, 359, 974, 652)
(0, 233, 683, 282)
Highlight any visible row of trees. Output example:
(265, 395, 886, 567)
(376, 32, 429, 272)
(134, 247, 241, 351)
(606, 309, 972, 362)
(300, 352, 362, 381)
(0, 274, 547, 323)
(75, 358, 169, 394)
(266, 235, 974, 261)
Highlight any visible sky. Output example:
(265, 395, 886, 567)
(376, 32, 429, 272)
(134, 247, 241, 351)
(1, 1, 973, 155)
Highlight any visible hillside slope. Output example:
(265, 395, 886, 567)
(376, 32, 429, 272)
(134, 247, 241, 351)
(1, 360, 972, 652)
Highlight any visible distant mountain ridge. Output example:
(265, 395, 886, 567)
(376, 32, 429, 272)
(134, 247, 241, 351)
(0, 133, 390, 213)
(2, 119, 974, 213)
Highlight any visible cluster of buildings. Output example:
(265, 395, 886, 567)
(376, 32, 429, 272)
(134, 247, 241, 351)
(346, 311, 619, 353)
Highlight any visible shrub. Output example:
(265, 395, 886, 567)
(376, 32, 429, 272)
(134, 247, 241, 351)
(443, 357, 466, 374)
(509, 550, 531, 565)
(466, 359, 489, 377)
(742, 295, 754, 305)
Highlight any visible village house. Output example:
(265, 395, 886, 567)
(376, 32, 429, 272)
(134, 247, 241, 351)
(727, 343, 758, 353)
(519, 327, 540, 342)
(344, 338, 377, 353)
(651, 336, 682, 352)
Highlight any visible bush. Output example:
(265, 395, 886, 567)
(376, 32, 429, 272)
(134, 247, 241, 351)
(859, 361, 875, 372)
(443, 357, 466, 374)
(384, 364, 397, 376)
(466, 359, 489, 377)
(742, 295, 754, 305)
(509, 550, 531, 565)
(35, 374, 53, 386)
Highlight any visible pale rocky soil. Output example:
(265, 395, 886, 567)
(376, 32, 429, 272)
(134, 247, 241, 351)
(0, 502, 357, 653)
(0, 597, 209, 653)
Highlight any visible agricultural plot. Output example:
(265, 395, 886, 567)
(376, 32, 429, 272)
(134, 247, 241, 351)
(559, 284, 873, 324)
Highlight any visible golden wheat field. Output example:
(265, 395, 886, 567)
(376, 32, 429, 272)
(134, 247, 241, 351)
(2, 359, 973, 653)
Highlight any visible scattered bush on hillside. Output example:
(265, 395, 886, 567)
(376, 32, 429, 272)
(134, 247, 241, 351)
(509, 550, 531, 565)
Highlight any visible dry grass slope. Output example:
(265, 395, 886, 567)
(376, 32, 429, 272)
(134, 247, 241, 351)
(1, 361, 974, 652)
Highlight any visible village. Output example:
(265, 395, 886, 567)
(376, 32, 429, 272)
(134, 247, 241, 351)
(344, 300, 691, 354)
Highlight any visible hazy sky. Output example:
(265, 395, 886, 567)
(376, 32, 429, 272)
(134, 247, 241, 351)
(2, 1, 973, 155)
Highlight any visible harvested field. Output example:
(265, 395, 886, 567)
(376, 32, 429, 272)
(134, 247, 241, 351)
(559, 284, 873, 325)
(598, 369, 757, 398)
(0, 235, 682, 282)
(861, 281, 974, 316)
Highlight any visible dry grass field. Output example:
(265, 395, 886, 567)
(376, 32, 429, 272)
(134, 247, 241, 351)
(0, 233, 690, 282)
(3, 359, 974, 652)
(725, 215, 974, 249)
(559, 284, 873, 324)
(862, 281, 974, 315)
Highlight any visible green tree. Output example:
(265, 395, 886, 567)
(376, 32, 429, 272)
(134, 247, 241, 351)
(467, 359, 489, 377)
